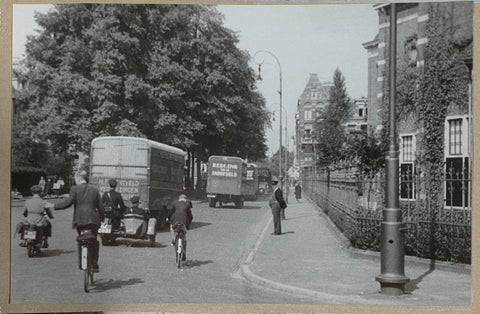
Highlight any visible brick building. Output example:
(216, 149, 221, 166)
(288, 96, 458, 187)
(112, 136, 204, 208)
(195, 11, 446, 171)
(342, 97, 368, 135)
(362, 2, 473, 207)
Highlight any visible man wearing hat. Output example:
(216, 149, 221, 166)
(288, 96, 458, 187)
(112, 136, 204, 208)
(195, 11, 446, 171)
(129, 196, 150, 234)
(101, 179, 126, 231)
(268, 177, 287, 235)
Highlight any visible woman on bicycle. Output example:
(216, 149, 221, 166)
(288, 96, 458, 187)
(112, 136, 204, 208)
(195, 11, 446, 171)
(167, 194, 193, 261)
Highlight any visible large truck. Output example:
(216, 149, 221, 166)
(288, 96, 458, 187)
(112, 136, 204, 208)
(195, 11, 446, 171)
(257, 167, 272, 198)
(206, 156, 248, 208)
(89, 136, 186, 229)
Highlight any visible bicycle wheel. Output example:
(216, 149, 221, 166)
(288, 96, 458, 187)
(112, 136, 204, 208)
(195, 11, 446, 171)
(177, 238, 182, 269)
(84, 269, 89, 293)
(90, 269, 94, 284)
(175, 235, 179, 264)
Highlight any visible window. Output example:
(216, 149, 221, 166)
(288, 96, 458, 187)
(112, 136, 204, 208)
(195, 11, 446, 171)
(400, 135, 415, 200)
(445, 116, 470, 208)
(304, 110, 312, 120)
(449, 119, 462, 155)
(358, 109, 364, 117)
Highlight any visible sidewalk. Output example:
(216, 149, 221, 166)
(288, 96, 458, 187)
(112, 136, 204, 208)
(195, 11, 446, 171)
(239, 193, 471, 306)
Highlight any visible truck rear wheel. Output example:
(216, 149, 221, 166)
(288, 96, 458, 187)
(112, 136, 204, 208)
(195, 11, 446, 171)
(209, 198, 216, 208)
(235, 199, 243, 208)
(148, 234, 156, 247)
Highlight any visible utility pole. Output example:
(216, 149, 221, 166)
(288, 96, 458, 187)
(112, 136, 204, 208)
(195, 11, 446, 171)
(375, 3, 410, 295)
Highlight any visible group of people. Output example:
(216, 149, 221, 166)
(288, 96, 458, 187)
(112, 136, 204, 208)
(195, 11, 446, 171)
(38, 176, 65, 197)
(21, 170, 193, 272)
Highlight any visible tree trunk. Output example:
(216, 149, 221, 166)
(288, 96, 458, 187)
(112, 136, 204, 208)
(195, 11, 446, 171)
(195, 156, 202, 191)
(186, 151, 191, 190)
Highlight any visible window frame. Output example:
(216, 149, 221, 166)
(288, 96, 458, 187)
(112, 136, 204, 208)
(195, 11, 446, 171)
(399, 133, 416, 201)
(444, 115, 470, 209)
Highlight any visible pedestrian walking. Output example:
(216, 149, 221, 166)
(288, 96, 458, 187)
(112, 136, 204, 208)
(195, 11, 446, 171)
(295, 182, 302, 202)
(38, 176, 45, 196)
(268, 177, 287, 235)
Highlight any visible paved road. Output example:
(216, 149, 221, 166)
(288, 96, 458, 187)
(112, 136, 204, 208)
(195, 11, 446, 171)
(10, 197, 311, 304)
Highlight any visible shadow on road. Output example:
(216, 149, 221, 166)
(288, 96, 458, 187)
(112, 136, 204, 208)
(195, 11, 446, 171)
(90, 277, 144, 292)
(114, 239, 167, 248)
(184, 259, 214, 269)
(285, 214, 318, 221)
(279, 231, 295, 235)
(217, 205, 262, 210)
(40, 249, 76, 257)
(188, 221, 212, 230)
(405, 259, 436, 293)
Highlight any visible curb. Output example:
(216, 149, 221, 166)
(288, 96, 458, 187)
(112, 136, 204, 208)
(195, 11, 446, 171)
(238, 264, 375, 304)
(305, 195, 471, 275)
(235, 204, 375, 304)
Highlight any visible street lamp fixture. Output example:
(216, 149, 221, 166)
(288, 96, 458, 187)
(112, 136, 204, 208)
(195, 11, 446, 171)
(254, 50, 286, 210)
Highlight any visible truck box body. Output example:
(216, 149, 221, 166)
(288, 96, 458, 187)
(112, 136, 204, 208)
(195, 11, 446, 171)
(89, 137, 185, 221)
(206, 156, 247, 196)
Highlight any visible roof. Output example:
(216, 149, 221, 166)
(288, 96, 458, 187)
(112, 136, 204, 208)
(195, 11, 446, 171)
(299, 74, 331, 100)
(362, 34, 379, 49)
(91, 136, 186, 157)
(208, 155, 247, 163)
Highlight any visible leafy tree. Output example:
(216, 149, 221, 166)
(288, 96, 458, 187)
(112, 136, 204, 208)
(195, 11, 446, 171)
(269, 146, 294, 178)
(14, 4, 269, 169)
(314, 68, 350, 166)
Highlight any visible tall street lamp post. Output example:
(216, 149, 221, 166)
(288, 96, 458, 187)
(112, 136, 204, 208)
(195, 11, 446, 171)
(375, 3, 410, 295)
(254, 50, 284, 209)
(273, 105, 289, 204)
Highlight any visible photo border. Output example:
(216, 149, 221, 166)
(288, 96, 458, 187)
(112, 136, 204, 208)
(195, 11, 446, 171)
(1, 1, 478, 313)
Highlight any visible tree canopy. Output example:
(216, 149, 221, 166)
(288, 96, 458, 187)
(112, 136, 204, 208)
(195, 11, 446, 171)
(14, 4, 269, 167)
(313, 68, 350, 167)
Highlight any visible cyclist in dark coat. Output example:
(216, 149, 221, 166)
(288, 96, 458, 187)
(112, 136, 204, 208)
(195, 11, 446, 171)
(167, 194, 193, 260)
(54, 170, 104, 272)
(101, 179, 126, 230)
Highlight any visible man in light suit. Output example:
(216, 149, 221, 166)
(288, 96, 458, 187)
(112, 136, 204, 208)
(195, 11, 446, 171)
(268, 177, 287, 235)
(55, 170, 104, 272)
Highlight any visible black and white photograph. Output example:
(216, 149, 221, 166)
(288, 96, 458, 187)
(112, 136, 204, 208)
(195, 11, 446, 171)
(6, 0, 474, 311)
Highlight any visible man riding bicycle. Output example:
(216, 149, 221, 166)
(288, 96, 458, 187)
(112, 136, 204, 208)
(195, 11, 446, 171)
(167, 194, 193, 261)
(55, 170, 104, 272)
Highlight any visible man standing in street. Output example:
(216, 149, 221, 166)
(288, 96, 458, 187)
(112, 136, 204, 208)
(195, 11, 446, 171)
(54, 170, 104, 272)
(269, 177, 287, 235)
(101, 179, 126, 231)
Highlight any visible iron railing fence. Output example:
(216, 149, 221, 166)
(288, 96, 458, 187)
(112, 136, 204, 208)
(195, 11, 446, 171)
(302, 164, 471, 263)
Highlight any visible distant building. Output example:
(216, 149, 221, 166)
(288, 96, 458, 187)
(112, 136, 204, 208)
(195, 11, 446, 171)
(295, 73, 332, 171)
(342, 97, 368, 135)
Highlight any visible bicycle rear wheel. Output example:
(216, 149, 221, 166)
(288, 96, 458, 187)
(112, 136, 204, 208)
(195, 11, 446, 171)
(84, 269, 89, 292)
(90, 269, 94, 284)
(177, 238, 182, 269)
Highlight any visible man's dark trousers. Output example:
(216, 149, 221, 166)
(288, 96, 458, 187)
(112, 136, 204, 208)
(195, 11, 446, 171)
(270, 202, 282, 235)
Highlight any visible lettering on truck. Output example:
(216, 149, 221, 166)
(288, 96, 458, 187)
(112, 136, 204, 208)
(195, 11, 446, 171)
(211, 162, 239, 177)
(97, 178, 141, 200)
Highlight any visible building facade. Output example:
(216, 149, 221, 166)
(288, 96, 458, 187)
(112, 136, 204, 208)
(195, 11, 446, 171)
(342, 97, 368, 135)
(295, 73, 332, 171)
(363, 2, 473, 208)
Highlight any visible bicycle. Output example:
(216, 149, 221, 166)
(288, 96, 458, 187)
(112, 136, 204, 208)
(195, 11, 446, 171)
(77, 229, 96, 292)
(172, 223, 186, 268)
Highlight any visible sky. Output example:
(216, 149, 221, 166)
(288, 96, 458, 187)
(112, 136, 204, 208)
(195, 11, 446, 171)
(13, 3, 379, 158)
